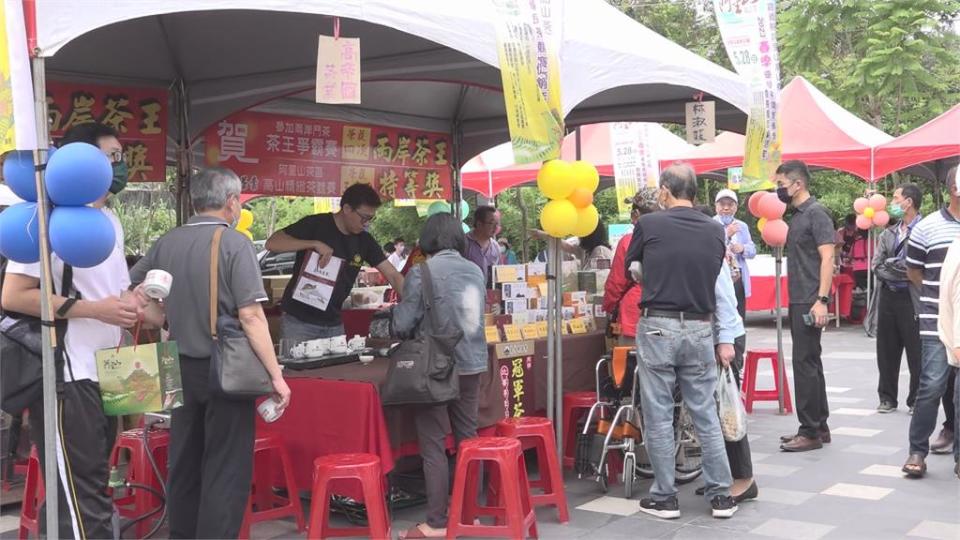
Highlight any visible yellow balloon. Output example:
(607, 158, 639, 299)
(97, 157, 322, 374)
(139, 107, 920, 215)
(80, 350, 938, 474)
(237, 208, 254, 230)
(240, 229, 253, 241)
(863, 206, 875, 219)
(537, 160, 575, 200)
(570, 160, 600, 192)
(572, 204, 600, 238)
(539, 199, 578, 238)
(757, 217, 768, 233)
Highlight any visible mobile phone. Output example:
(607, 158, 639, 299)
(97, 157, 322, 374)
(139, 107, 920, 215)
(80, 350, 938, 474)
(802, 313, 814, 326)
(646, 330, 664, 336)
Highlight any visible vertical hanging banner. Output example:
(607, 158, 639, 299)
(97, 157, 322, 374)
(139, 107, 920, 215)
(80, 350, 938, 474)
(315, 31, 361, 104)
(727, 166, 743, 190)
(685, 100, 716, 145)
(492, 0, 564, 164)
(0, 0, 37, 153)
(714, 0, 782, 192)
(611, 123, 659, 220)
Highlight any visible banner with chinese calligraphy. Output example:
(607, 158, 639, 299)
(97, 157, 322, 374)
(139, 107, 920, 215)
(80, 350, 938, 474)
(46, 81, 168, 182)
(492, 0, 564, 165)
(203, 111, 452, 200)
(315, 35, 361, 104)
(685, 101, 716, 145)
(611, 122, 659, 220)
(0, 0, 37, 153)
(495, 341, 535, 418)
(713, 0, 782, 192)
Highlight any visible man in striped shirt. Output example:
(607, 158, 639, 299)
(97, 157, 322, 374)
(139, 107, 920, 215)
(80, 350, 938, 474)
(902, 167, 960, 478)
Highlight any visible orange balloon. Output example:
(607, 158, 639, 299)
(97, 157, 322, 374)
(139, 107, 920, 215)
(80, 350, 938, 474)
(758, 192, 786, 220)
(761, 219, 789, 247)
(855, 214, 872, 230)
(568, 187, 594, 209)
(872, 210, 890, 227)
(748, 191, 767, 218)
(869, 193, 887, 210)
(853, 197, 869, 214)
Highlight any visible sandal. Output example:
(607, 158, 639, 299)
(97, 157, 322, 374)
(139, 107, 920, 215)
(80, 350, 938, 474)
(902, 453, 927, 478)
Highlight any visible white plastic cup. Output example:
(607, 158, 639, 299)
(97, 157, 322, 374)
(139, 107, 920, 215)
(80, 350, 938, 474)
(143, 269, 173, 299)
(258, 399, 283, 423)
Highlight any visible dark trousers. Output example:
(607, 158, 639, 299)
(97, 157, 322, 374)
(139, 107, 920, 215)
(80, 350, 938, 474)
(875, 286, 921, 407)
(413, 374, 482, 529)
(29, 380, 117, 540)
(168, 355, 255, 539)
(944, 373, 956, 433)
(789, 303, 830, 438)
(724, 277, 752, 479)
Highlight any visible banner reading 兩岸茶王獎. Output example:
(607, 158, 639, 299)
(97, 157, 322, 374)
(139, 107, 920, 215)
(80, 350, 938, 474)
(492, 0, 564, 165)
(714, 0, 782, 192)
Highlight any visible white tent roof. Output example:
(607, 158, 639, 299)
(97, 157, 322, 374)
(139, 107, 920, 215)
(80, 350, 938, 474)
(35, 0, 749, 162)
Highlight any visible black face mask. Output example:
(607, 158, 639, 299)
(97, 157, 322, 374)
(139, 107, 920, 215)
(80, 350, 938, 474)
(776, 187, 792, 204)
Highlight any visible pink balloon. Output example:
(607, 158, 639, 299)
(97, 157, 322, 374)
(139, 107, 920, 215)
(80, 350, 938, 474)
(869, 193, 887, 210)
(758, 192, 786, 220)
(853, 197, 869, 214)
(761, 219, 789, 247)
(855, 214, 872, 230)
(872, 210, 890, 228)
(748, 191, 767, 218)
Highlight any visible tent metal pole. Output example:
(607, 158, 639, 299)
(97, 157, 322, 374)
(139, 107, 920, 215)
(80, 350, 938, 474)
(553, 236, 564, 454)
(775, 246, 786, 414)
(31, 54, 59, 539)
(546, 238, 556, 426)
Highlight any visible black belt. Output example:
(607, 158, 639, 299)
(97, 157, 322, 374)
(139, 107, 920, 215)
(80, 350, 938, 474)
(642, 309, 712, 322)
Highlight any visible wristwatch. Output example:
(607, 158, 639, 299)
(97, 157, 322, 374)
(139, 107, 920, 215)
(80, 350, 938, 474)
(817, 295, 830, 305)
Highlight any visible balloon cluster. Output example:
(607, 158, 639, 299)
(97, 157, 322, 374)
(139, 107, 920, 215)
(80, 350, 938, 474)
(853, 194, 889, 230)
(0, 144, 117, 268)
(537, 160, 599, 238)
(427, 199, 471, 233)
(747, 191, 789, 247)
(236, 208, 254, 240)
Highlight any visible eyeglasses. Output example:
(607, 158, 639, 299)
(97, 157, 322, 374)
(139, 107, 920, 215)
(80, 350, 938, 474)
(106, 150, 124, 164)
(351, 206, 376, 224)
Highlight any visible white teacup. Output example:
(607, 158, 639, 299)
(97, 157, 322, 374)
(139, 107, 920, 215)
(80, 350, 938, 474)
(348, 335, 366, 352)
(143, 269, 173, 300)
(304, 338, 330, 357)
(291, 344, 307, 359)
(328, 335, 348, 354)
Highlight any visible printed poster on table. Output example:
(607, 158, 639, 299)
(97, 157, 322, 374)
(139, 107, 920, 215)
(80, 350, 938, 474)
(492, 0, 564, 164)
(46, 81, 169, 182)
(611, 122, 659, 220)
(315, 35, 361, 104)
(495, 341, 536, 418)
(291, 252, 343, 311)
(713, 0, 782, 192)
(204, 111, 452, 200)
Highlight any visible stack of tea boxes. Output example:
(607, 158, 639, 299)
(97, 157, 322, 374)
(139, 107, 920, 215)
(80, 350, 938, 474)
(483, 262, 610, 342)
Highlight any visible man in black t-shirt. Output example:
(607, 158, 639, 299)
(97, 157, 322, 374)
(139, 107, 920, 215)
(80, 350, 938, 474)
(265, 184, 404, 342)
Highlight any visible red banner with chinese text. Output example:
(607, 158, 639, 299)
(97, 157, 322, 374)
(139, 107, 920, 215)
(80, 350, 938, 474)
(46, 81, 169, 182)
(203, 111, 452, 200)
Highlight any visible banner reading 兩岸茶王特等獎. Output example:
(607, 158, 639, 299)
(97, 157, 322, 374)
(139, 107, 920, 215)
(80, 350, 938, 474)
(714, 0, 781, 192)
(492, 0, 564, 165)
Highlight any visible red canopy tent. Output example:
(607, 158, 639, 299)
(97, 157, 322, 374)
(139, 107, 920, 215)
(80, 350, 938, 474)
(660, 76, 893, 181)
(461, 123, 690, 197)
(873, 103, 960, 178)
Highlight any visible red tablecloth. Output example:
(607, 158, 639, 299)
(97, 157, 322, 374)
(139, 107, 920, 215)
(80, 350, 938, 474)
(747, 275, 854, 318)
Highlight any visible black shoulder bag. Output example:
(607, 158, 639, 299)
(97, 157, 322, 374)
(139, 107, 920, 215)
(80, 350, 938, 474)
(381, 262, 462, 406)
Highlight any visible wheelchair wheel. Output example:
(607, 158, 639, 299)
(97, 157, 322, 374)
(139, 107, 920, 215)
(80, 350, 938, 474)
(622, 452, 636, 499)
(597, 463, 609, 493)
(674, 403, 703, 484)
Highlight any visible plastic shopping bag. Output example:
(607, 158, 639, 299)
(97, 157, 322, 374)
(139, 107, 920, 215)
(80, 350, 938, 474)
(717, 366, 747, 442)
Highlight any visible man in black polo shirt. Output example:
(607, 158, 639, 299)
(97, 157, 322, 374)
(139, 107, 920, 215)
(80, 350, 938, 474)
(265, 183, 404, 342)
(775, 161, 837, 452)
(625, 164, 740, 519)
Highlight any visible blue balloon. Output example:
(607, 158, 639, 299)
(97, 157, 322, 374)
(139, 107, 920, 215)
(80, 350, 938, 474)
(49, 206, 116, 268)
(2, 151, 37, 202)
(45, 142, 112, 206)
(0, 202, 42, 263)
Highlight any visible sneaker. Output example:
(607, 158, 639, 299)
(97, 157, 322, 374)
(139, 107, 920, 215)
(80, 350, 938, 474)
(877, 401, 897, 414)
(931, 429, 954, 455)
(711, 495, 739, 518)
(638, 496, 681, 519)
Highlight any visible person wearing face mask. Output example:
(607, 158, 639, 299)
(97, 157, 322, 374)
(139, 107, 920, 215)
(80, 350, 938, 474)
(1, 123, 142, 539)
(872, 183, 924, 414)
(129, 167, 291, 537)
(775, 160, 837, 453)
(265, 183, 404, 343)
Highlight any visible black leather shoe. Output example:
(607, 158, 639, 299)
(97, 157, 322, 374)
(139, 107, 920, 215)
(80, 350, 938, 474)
(733, 481, 758, 503)
(780, 428, 830, 444)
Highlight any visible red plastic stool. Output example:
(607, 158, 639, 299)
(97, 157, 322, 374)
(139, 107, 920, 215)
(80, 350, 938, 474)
(19, 446, 44, 540)
(742, 349, 793, 413)
(108, 428, 170, 539)
(562, 391, 595, 470)
(239, 434, 306, 539)
(496, 417, 569, 523)
(307, 454, 390, 539)
(446, 437, 538, 539)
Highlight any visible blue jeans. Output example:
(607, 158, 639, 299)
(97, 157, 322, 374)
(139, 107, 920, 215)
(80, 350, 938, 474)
(908, 338, 952, 456)
(281, 313, 345, 343)
(635, 317, 732, 501)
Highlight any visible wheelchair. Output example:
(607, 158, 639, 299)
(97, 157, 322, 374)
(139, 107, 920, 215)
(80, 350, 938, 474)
(575, 347, 703, 498)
